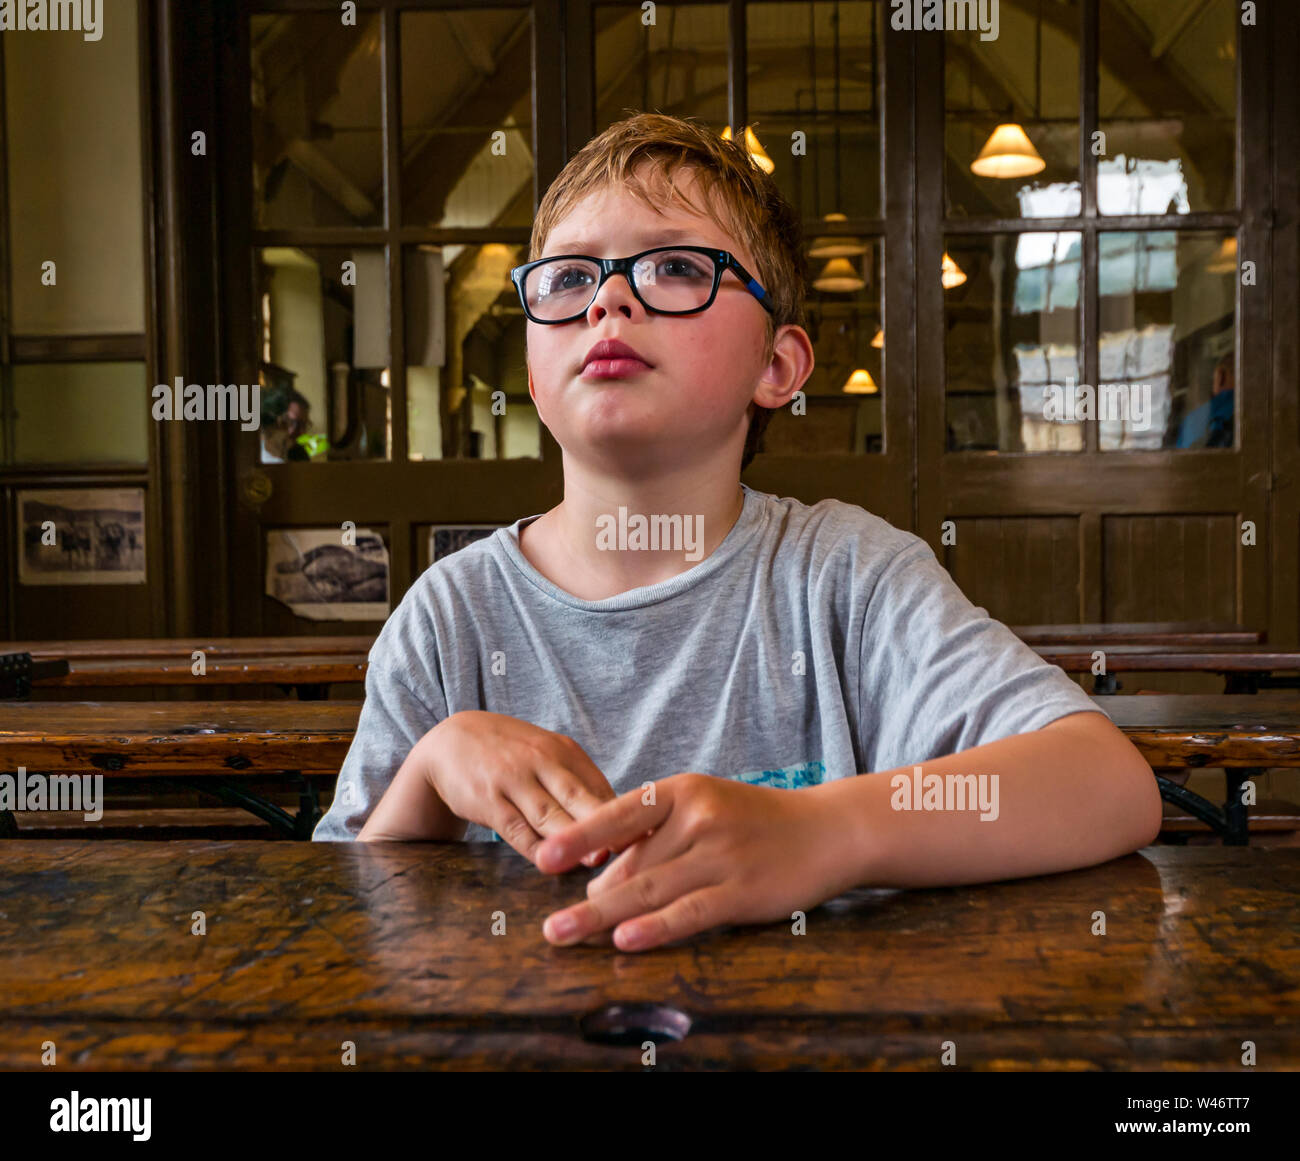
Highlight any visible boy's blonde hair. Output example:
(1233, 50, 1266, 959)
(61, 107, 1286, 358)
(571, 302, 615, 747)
(528, 113, 808, 471)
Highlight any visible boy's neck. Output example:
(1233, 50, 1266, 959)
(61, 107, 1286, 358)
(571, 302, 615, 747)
(518, 467, 746, 601)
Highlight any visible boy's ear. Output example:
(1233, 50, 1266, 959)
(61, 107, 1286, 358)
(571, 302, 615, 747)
(753, 324, 815, 410)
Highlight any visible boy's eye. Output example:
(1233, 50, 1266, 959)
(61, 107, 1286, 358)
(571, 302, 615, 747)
(552, 264, 595, 291)
(654, 251, 712, 280)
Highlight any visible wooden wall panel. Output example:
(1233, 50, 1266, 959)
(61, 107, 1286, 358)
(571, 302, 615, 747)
(1101, 515, 1238, 623)
(944, 517, 1080, 625)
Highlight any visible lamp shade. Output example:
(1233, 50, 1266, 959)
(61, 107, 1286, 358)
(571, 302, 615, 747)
(842, 368, 878, 394)
(870, 326, 884, 349)
(812, 257, 865, 293)
(970, 123, 1046, 179)
(722, 125, 775, 174)
(941, 251, 967, 290)
(1206, 236, 1238, 273)
(809, 212, 867, 259)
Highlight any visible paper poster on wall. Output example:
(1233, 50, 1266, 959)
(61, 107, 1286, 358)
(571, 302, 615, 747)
(18, 488, 146, 586)
(429, 524, 499, 564)
(265, 528, 389, 621)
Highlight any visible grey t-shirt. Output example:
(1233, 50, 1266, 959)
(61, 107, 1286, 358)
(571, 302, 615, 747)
(313, 484, 1100, 842)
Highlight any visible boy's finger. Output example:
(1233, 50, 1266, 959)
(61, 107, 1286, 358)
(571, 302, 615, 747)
(549, 735, 619, 801)
(490, 798, 547, 863)
(494, 786, 579, 865)
(536, 763, 616, 824)
(534, 788, 672, 873)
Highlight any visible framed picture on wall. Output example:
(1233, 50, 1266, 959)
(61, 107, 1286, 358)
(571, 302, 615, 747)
(17, 488, 147, 586)
(265, 527, 390, 621)
(428, 525, 499, 565)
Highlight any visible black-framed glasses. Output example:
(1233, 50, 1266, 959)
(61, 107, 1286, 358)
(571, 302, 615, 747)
(510, 246, 776, 324)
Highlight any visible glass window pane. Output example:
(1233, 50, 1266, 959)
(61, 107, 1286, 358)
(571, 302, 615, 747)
(400, 9, 534, 228)
(945, 1, 1080, 220)
(406, 244, 539, 461)
(10, 362, 148, 465)
(1098, 0, 1236, 215)
(763, 238, 883, 455)
(256, 247, 390, 462)
(5, 0, 144, 334)
(594, 4, 729, 134)
(251, 12, 384, 229)
(748, 1, 882, 221)
(944, 233, 1083, 452)
(1099, 230, 1235, 451)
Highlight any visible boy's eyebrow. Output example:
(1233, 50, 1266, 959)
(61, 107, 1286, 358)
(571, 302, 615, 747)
(544, 227, 707, 254)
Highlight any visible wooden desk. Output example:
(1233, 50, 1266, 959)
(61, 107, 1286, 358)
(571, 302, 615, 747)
(3, 636, 375, 660)
(1033, 644, 1300, 694)
(44, 654, 368, 691)
(0, 700, 358, 774)
(0, 840, 1294, 1070)
(0, 702, 358, 839)
(4, 637, 372, 698)
(1013, 622, 1262, 647)
(3, 695, 1299, 841)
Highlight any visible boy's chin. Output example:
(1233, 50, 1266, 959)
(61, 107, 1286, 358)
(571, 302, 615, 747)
(565, 430, 692, 473)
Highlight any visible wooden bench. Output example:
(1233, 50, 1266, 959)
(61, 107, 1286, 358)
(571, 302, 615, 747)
(1032, 644, 1300, 694)
(3, 695, 1299, 844)
(17, 633, 1293, 701)
(4, 636, 372, 699)
(1011, 621, 1263, 647)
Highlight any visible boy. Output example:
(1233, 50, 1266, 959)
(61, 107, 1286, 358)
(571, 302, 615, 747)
(313, 113, 1163, 953)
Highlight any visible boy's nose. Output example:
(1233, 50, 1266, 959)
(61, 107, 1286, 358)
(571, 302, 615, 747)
(586, 271, 644, 322)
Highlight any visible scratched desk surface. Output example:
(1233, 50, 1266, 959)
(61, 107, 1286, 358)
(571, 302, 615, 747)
(1, 841, 1296, 1070)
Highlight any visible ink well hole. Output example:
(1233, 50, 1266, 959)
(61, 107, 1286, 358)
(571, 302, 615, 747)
(579, 1003, 691, 1046)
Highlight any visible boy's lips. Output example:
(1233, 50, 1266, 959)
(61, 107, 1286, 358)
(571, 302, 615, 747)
(580, 338, 654, 379)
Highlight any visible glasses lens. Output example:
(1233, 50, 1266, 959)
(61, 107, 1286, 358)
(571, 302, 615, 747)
(524, 258, 600, 320)
(633, 249, 716, 312)
(522, 250, 718, 319)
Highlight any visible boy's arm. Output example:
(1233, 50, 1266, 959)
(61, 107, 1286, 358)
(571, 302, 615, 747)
(357, 733, 467, 842)
(816, 708, 1163, 891)
(533, 709, 1162, 951)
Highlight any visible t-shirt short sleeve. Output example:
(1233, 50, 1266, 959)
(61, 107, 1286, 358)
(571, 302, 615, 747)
(858, 539, 1103, 774)
(312, 588, 449, 841)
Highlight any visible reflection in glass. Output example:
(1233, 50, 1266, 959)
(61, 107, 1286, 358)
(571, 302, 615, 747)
(9, 362, 148, 466)
(945, 0, 1080, 219)
(400, 10, 534, 228)
(944, 233, 1082, 452)
(406, 245, 540, 461)
(747, 1, 881, 221)
(256, 247, 390, 462)
(251, 13, 384, 228)
(1099, 231, 1235, 451)
(762, 240, 882, 455)
(594, 4, 729, 134)
(1098, 0, 1235, 215)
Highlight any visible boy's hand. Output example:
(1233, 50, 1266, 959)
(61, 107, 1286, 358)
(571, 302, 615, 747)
(424, 711, 617, 867)
(534, 773, 853, 952)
